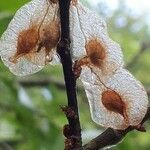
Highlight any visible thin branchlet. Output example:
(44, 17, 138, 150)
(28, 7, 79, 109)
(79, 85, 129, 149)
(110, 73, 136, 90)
(57, 0, 82, 149)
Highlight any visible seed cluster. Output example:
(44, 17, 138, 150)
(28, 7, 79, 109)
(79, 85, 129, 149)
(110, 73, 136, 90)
(0, 0, 148, 129)
(71, 2, 148, 129)
(0, 0, 60, 75)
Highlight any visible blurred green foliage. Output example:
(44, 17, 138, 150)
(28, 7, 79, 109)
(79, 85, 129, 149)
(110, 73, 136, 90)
(0, 0, 149, 150)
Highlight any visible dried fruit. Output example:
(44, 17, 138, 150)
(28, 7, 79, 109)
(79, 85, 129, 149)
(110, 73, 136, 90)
(38, 20, 60, 56)
(70, 2, 124, 77)
(101, 90, 128, 124)
(9, 24, 39, 64)
(81, 68, 148, 129)
(0, 0, 148, 131)
(0, 0, 60, 76)
(85, 38, 106, 68)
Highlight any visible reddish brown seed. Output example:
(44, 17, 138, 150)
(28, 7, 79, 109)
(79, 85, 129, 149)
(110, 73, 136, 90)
(17, 26, 38, 55)
(10, 25, 39, 63)
(10, 20, 60, 64)
(39, 20, 60, 55)
(85, 38, 106, 67)
(101, 90, 128, 121)
(72, 38, 106, 77)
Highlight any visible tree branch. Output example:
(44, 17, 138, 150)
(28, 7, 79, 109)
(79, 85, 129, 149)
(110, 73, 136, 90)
(83, 107, 150, 150)
(57, 0, 82, 149)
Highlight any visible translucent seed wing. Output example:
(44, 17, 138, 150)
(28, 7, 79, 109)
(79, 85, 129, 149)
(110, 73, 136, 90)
(81, 68, 148, 129)
(103, 69, 148, 127)
(0, 0, 60, 76)
(70, 4, 86, 60)
(70, 2, 124, 75)
(74, 2, 108, 38)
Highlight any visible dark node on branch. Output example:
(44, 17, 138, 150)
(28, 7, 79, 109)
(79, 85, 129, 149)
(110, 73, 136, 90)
(65, 136, 82, 150)
(131, 124, 146, 132)
(63, 124, 72, 138)
(61, 106, 77, 119)
(57, 39, 71, 52)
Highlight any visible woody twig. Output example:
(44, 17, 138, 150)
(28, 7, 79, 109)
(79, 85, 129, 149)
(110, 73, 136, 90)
(57, 0, 82, 149)
(83, 107, 150, 150)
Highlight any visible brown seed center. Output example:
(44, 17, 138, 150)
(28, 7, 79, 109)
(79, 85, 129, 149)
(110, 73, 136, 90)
(38, 20, 60, 55)
(101, 90, 128, 122)
(85, 38, 106, 67)
(9, 25, 39, 63)
(17, 26, 38, 55)
(10, 20, 60, 64)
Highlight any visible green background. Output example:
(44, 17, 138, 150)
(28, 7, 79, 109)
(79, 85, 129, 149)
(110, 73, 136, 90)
(0, 0, 149, 149)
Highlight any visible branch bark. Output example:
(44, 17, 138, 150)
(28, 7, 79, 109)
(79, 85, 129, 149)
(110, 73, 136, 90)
(83, 107, 150, 150)
(57, 0, 82, 149)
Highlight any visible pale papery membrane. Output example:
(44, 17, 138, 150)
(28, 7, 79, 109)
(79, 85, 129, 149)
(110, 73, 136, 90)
(80, 67, 148, 129)
(70, 3, 86, 60)
(70, 2, 124, 75)
(0, 0, 60, 76)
